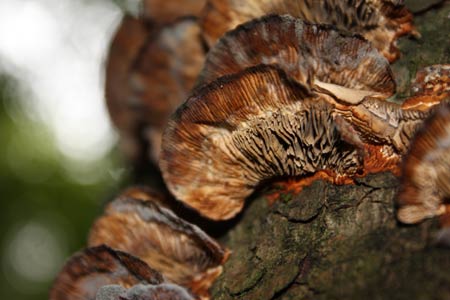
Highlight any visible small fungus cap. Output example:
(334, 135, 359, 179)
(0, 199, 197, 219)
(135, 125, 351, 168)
(88, 187, 229, 296)
(105, 15, 151, 161)
(397, 100, 450, 224)
(200, 0, 414, 62)
(105, 16, 205, 162)
(160, 65, 363, 220)
(402, 64, 450, 111)
(49, 245, 163, 300)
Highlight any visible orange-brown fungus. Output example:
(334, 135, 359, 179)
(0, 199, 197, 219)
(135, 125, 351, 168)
(105, 15, 205, 162)
(142, 0, 206, 22)
(105, 15, 151, 162)
(160, 62, 439, 220)
(397, 101, 450, 224)
(200, 0, 414, 62)
(88, 188, 229, 297)
(266, 171, 354, 205)
(402, 64, 450, 111)
(161, 66, 368, 220)
(198, 15, 396, 101)
(50, 245, 164, 300)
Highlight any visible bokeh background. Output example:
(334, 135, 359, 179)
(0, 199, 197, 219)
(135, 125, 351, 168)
(0, 0, 135, 299)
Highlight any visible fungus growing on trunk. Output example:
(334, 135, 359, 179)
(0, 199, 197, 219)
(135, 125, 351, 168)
(160, 62, 442, 220)
(105, 16, 205, 163)
(397, 101, 450, 224)
(200, 0, 414, 62)
(160, 66, 365, 220)
(198, 15, 396, 103)
(49, 245, 165, 300)
(402, 64, 450, 111)
(88, 188, 229, 297)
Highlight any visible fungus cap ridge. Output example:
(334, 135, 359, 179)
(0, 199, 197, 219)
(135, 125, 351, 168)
(199, 14, 396, 97)
(200, 0, 414, 61)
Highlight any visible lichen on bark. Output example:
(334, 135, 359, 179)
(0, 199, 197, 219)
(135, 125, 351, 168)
(210, 2, 450, 299)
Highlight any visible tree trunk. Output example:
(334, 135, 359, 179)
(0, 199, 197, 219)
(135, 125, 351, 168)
(210, 2, 450, 299)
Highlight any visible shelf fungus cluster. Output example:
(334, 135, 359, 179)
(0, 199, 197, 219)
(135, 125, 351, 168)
(105, 0, 415, 165)
(50, 188, 228, 300)
(54, 1, 450, 299)
(160, 15, 435, 220)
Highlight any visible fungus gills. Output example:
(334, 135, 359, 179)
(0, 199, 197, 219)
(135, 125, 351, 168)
(161, 62, 443, 220)
(161, 66, 365, 220)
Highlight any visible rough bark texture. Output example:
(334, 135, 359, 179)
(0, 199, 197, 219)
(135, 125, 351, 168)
(392, 0, 450, 99)
(209, 2, 450, 299)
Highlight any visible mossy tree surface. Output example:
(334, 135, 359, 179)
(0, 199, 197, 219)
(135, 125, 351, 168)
(211, 2, 450, 299)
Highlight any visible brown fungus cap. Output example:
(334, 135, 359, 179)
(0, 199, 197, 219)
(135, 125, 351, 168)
(50, 245, 163, 300)
(397, 100, 450, 224)
(402, 64, 450, 111)
(142, 0, 206, 22)
(105, 15, 151, 162)
(105, 16, 205, 163)
(200, 0, 414, 62)
(160, 65, 364, 220)
(88, 188, 229, 297)
(198, 14, 396, 103)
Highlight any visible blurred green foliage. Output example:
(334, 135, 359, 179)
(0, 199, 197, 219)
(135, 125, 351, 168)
(0, 75, 125, 299)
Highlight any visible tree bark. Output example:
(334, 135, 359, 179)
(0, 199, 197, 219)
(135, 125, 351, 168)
(210, 2, 450, 299)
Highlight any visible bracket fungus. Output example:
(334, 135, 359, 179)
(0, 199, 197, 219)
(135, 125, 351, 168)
(105, 15, 151, 162)
(161, 65, 371, 220)
(105, 15, 205, 163)
(50, 245, 166, 300)
(198, 15, 396, 102)
(160, 63, 439, 220)
(200, 0, 415, 62)
(160, 13, 440, 220)
(397, 101, 450, 225)
(88, 188, 229, 297)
